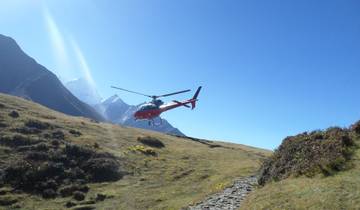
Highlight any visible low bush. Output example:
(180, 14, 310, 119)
(258, 127, 357, 185)
(73, 191, 85, 201)
(352, 121, 360, 135)
(0, 195, 18, 206)
(8, 111, 19, 118)
(0, 135, 43, 148)
(82, 157, 123, 182)
(0, 122, 7, 128)
(13, 127, 42, 134)
(25, 120, 51, 130)
(95, 193, 107, 202)
(59, 184, 89, 197)
(137, 136, 165, 148)
(52, 130, 65, 140)
(69, 130, 82, 137)
(42, 189, 57, 199)
(0, 139, 124, 199)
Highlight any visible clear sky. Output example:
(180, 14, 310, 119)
(1, 0, 360, 149)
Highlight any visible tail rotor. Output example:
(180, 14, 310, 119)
(191, 86, 202, 109)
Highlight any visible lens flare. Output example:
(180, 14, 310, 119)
(43, 7, 71, 79)
(70, 38, 99, 95)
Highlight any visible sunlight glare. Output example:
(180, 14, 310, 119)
(43, 7, 71, 79)
(70, 38, 99, 96)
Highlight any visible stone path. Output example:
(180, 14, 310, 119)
(188, 176, 257, 210)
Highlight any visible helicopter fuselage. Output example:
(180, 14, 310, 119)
(134, 94, 200, 120)
(134, 107, 162, 120)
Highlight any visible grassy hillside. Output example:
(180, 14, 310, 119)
(241, 123, 360, 210)
(0, 93, 270, 210)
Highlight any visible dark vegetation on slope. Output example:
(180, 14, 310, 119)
(137, 136, 165, 148)
(0, 110, 125, 200)
(259, 122, 360, 185)
(0, 34, 104, 121)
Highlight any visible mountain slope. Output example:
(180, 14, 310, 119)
(96, 94, 185, 136)
(0, 93, 270, 210)
(241, 123, 360, 210)
(0, 34, 103, 121)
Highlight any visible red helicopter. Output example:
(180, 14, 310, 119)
(111, 86, 202, 126)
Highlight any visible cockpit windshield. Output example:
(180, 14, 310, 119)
(138, 103, 158, 111)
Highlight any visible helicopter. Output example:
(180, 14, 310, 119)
(111, 86, 202, 126)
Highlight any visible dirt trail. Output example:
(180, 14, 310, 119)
(188, 176, 257, 210)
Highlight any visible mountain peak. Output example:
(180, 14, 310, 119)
(65, 78, 102, 105)
(102, 94, 126, 106)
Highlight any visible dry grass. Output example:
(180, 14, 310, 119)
(0, 93, 270, 210)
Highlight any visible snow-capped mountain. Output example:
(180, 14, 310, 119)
(95, 95, 185, 136)
(95, 94, 132, 122)
(65, 78, 102, 105)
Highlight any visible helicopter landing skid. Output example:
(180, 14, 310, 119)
(148, 118, 163, 127)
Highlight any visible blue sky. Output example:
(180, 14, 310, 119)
(1, 0, 360, 149)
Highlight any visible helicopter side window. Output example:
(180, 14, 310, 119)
(139, 104, 157, 111)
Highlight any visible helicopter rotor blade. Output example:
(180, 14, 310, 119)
(111, 86, 152, 98)
(157, 89, 191, 98)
